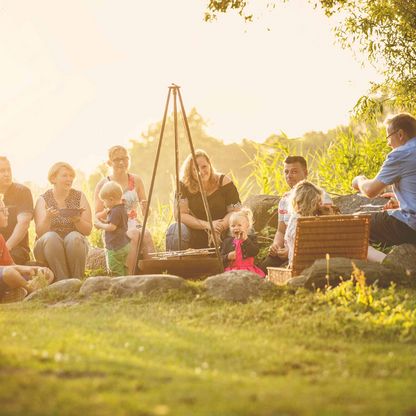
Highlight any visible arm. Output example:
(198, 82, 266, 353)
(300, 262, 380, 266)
(174, 197, 209, 230)
(352, 175, 387, 199)
(220, 237, 235, 266)
(241, 235, 260, 258)
(94, 220, 117, 232)
(269, 220, 287, 257)
(134, 175, 150, 217)
(94, 179, 107, 220)
(5, 212, 32, 251)
(215, 175, 241, 233)
(34, 197, 56, 238)
(72, 193, 93, 236)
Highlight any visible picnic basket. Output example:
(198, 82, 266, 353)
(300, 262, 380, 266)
(267, 214, 370, 285)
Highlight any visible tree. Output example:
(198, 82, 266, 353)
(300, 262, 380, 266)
(205, 0, 416, 117)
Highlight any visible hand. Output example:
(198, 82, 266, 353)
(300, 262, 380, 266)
(212, 219, 225, 234)
(70, 215, 81, 224)
(276, 247, 288, 259)
(352, 175, 366, 191)
(228, 251, 236, 261)
(383, 197, 400, 210)
(233, 230, 247, 240)
(269, 242, 280, 256)
(94, 219, 103, 229)
(46, 206, 60, 219)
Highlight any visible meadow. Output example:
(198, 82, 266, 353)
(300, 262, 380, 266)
(2, 122, 416, 415)
(1, 281, 416, 416)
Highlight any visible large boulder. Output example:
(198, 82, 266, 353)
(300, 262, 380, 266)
(332, 194, 387, 214)
(80, 276, 112, 297)
(24, 278, 82, 302)
(244, 193, 389, 233)
(86, 247, 106, 271)
(110, 274, 188, 297)
(383, 244, 416, 280)
(204, 270, 272, 302)
(243, 195, 279, 232)
(302, 257, 406, 290)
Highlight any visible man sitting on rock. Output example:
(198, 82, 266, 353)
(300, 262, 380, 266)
(0, 156, 33, 264)
(261, 156, 332, 272)
(352, 112, 416, 248)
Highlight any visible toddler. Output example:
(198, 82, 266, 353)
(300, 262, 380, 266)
(95, 181, 130, 276)
(221, 208, 265, 277)
(285, 180, 324, 266)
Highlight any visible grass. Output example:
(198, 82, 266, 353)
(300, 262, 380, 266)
(1, 286, 416, 416)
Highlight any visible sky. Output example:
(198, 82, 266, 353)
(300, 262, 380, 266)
(0, 0, 380, 186)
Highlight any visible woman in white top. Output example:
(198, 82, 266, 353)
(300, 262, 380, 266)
(94, 146, 155, 274)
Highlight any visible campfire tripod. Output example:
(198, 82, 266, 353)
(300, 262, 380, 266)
(134, 84, 224, 274)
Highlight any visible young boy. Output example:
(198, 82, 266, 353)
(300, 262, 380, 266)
(94, 181, 130, 276)
(0, 195, 54, 302)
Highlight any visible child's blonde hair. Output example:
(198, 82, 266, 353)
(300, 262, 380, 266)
(229, 207, 254, 229)
(291, 180, 323, 216)
(99, 181, 123, 201)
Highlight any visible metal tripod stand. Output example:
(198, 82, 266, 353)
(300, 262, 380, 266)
(134, 84, 224, 274)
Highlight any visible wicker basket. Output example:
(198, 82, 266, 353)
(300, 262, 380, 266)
(267, 267, 292, 285)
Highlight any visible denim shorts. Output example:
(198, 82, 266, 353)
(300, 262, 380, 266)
(165, 223, 191, 251)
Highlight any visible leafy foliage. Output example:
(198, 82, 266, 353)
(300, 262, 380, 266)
(315, 124, 389, 194)
(205, 0, 416, 117)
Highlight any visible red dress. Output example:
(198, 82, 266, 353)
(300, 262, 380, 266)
(224, 238, 265, 277)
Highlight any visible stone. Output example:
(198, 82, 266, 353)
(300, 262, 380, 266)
(24, 278, 82, 302)
(383, 244, 416, 280)
(79, 276, 112, 297)
(244, 193, 390, 234)
(204, 270, 271, 302)
(243, 194, 279, 232)
(109, 274, 187, 297)
(86, 247, 107, 271)
(332, 194, 387, 214)
(302, 257, 406, 290)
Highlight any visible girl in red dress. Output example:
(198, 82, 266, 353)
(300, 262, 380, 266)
(221, 208, 265, 277)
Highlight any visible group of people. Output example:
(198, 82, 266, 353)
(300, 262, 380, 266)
(1, 112, 416, 302)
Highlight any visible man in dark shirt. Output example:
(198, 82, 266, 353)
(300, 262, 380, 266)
(0, 157, 33, 264)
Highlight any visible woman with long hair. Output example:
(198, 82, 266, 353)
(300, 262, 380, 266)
(166, 149, 241, 250)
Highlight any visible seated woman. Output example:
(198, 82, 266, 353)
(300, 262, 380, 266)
(34, 162, 92, 280)
(94, 146, 155, 274)
(166, 149, 241, 250)
(0, 196, 53, 302)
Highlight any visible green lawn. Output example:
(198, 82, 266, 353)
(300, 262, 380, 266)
(1, 287, 416, 416)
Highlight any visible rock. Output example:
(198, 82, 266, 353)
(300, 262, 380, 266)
(332, 194, 387, 214)
(204, 270, 271, 302)
(243, 194, 279, 232)
(242, 194, 390, 233)
(302, 257, 406, 290)
(383, 244, 416, 280)
(86, 247, 106, 271)
(24, 278, 82, 302)
(110, 274, 187, 297)
(80, 276, 112, 297)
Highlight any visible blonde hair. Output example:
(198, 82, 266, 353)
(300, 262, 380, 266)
(108, 145, 129, 160)
(229, 207, 253, 229)
(291, 180, 323, 216)
(180, 149, 219, 194)
(99, 181, 123, 201)
(48, 162, 76, 184)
